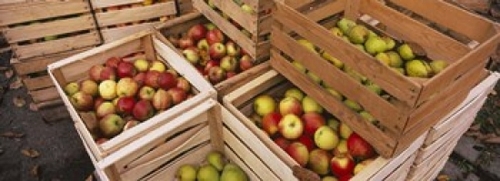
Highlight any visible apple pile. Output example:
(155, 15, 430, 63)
(176, 151, 248, 181)
(63, 55, 194, 143)
(250, 87, 378, 180)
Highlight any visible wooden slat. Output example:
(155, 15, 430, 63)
(3, 14, 96, 43)
(101, 22, 158, 43)
(39, 104, 71, 122)
(274, 3, 420, 106)
(270, 51, 397, 158)
(215, 61, 271, 98)
(29, 86, 61, 103)
(14, 32, 101, 60)
(12, 48, 89, 74)
(211, 0, 257, 35)
(91, 0, 148, 8)
(389, 0, 497, 43)
(359, 0, 471, 61)
(271, 27, 404, 134)
(344, 0, 361, 20)
(23, 75, 53, 91)
(222, 144, 261, 181)
(95, 2, 177, 27)
(0, 0, 90, 26)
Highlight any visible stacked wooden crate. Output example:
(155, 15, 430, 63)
(268, 0, 499, 158)
(406, 72, 500, 181)
(48, 29, 216, 164)
(90, 0, 178, 43)
(0, 0, 103, 121)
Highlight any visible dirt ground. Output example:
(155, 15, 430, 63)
(0, 52, 94, 181)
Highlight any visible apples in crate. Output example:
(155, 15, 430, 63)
(250, 87, 378, 179)
(167, 22, 258, 84)
(63, 54, 194, 142)
(176, 151, 249, 181)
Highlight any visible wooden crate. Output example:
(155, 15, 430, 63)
(47, 29, 216, 161)
(91, 0, 178, 43)
(407, 72, 500, 181)
(270, 0, 500, 158)
(189, 0, 314, 60)
(223, 70, 427, 181)
(156, 12, 272, 99)
(0, 0, 103, 116)
(88, 100, 291, 181)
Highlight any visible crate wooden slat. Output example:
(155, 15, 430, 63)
(406, 72, 500, 181)
(270, 0, 500, 158)
(156, 12, 272, 100)
(87, 100, 292, 181)
(91, 0, 178, 43)
(223, 70, 427, 181)
(48, 29, 216, 161)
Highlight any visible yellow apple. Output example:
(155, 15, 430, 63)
(149, 60, 166, 72)
(302, 96, 323, 113)
(99, 80, 117, 100)
(253, 95, 276, 116)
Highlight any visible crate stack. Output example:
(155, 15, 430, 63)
(406, 73, 500, 181)
(0, 0, 103, 121)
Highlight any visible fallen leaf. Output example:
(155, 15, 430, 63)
(4, 69, 13, 79)
(9, 77, 23, 89)
(0, 66, 8, 71)
(292, 165, 321, 181)
(13, 96, 25, 107)
(21, 148, 40, 158)
(30, 165, 39, 178)
(485, 137, 500, 144)
(437, 174, 450, 181)
(1, 131, 25, 138)
(85, 174, 94, 181)
(29, 103, 38, 111)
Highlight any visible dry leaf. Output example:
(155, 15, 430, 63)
(292, 165, 321, 181)
(9, 77, 23, 89)
(406, 41, 427, 56)
(29, 103, 38, 111)
(4, 69, 13, 79)
(485, 137, 500, 144)
(21, 148, 40, 158)
(1, 131, 25, 138)
(13, 96, 25, 107)
(30, 165, 39, 178)
(85, 174, 94, 181)
(0, 66, 8, 71)
(437, 174, 450, 181)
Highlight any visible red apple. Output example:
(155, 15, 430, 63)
(239, 54, 254, 71)
(138, 86, 155, 101)
(70, 92, 94, 111)
(209, 42, 227, 60)
(100, 66, 117, 81)
(152, 89, 172, 111)
(279, 97, 303, 116)
(96, 101, 116, 118)
(182, 47, 200, 64)
(204, 60, 220, 74)
(187, 24, 207, 41)
(157, 72, 178, 90)
(208, 66, 226, 84)
(197, 39, 209, 51)
(206, 29, 225, 45)
(99, 114, 125, 138)
(220, 55, 238, 72)
(339, 174, 352, 181)
(347, 133, 375, 160)
(133, 100, 155, 121)
(298, 135, 315, 152)
(117, 97, 136, 114)
(116, 77, 139, 98)
(302, 112, 326, 137)
(286, 142, 309, 167)
(117, 61, 137, 78)
(225, 41, 241, 57)
(278, 114, 304, 140)
(178, 36, 194, 49)
(330, 155, 355, 177)
(274, 136, 291, 150)
(168, 87, 187, 105)
(133, 72, 146, 87)
(145, 70, 161, 88)
(176, 77, 191, 92)
(308, 149, 332, 175)
(261, 112, 281, 136)
(106, 57, 121, 68)
(89, 65, 104, 81)
(94, 97, 105, 111)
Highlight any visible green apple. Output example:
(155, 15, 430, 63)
(381, 36, 396, 50)
(364, 80, 382, 95)
(325, 87, 343, 101)
(343, 99, 362, 112)
(99, 80, 117, 100)
(386, 51, 403, 68)
(99, 114, 125, 138)
(430, 60, 448, 75)
(327, 118, 340, 131)
(365, 36, 387, 55)
(176, 164, 197, 181)
(405, 59, 430, 78)
(329, 27, 343, 37)
(220, 163, 248, 181)
(348, 25, 369, 44)
(64, 82, 79, 96)
(314, 126, 339, 150)
(375, 52, 391, 66)
(321, 51, 344, 69)
(297, 39, 317, 54)
(284, 88, 304, 101)
(302, 96, 323, 113)
(207, 151, 226, 171)
(322, 176, 339, 181)
(307, 71, 322, 85)
(337, 18, 357, 34)
(360, 111, 376, 124)
(253, 95, 276, 116)
(292, 60, 307, 73)
(241, 4, 255, 14)
(197, 164, 219, 181)
(398, 44, 415, 60)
